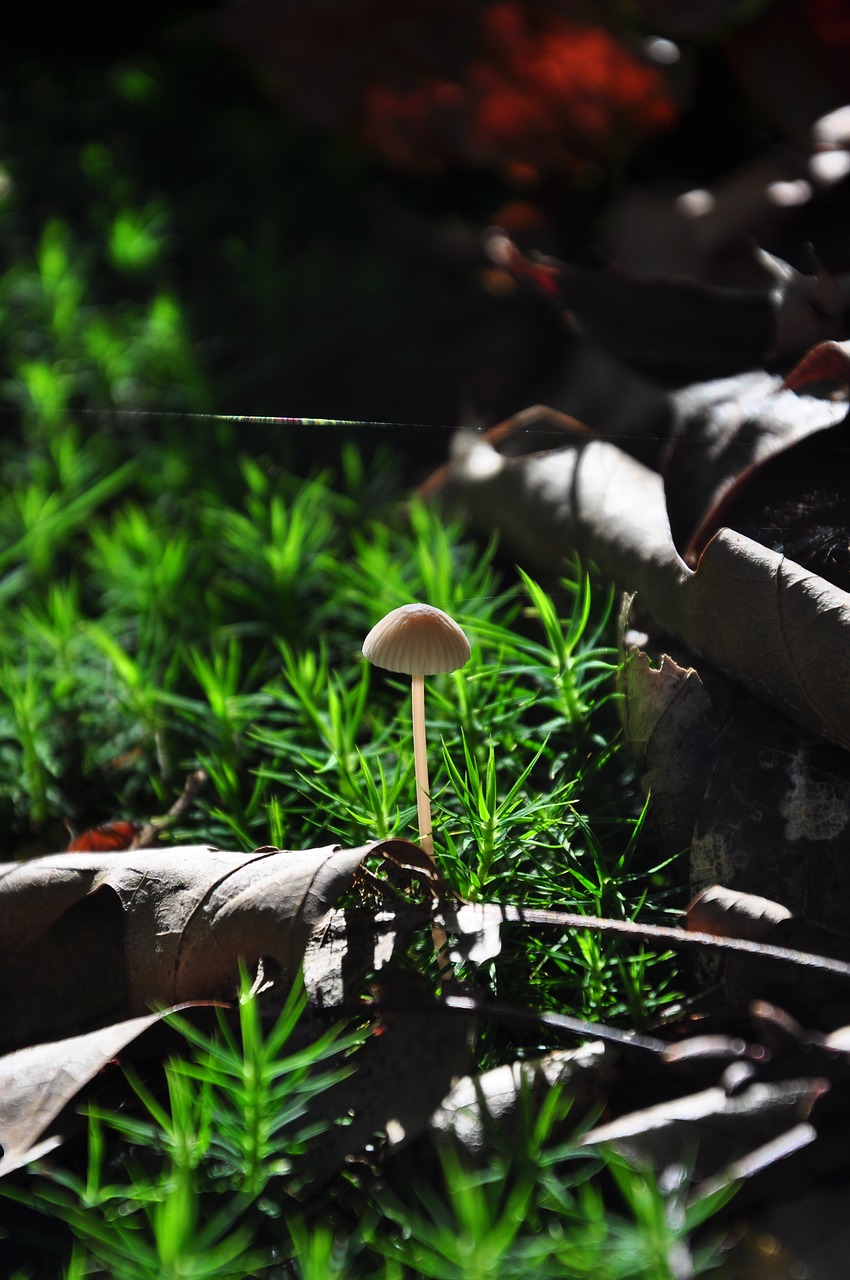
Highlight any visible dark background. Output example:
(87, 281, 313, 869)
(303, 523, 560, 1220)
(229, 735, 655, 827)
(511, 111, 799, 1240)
(3, 0, 850, 469)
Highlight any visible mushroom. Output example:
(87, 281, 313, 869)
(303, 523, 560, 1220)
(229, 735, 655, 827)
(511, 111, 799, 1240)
(363, 603, 470, 971)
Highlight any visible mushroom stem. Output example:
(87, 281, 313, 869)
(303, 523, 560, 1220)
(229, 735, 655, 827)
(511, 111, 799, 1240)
(361, 602, 469, 984)
(411, 672, 433, 858)
(411, 671, 451, 974)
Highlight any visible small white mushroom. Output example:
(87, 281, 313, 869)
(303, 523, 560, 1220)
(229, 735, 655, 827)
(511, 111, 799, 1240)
(362, 603, 470, 861)
(363, 604, 470, 975)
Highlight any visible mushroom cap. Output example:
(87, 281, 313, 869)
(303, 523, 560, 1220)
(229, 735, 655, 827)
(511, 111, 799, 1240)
(362, 603, 471, 675)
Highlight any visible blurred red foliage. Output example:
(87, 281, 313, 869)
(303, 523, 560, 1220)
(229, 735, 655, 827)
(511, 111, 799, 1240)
(218, 0, 677, 182)
(65, 820, 142, 852)
(363, 4, 675, 180)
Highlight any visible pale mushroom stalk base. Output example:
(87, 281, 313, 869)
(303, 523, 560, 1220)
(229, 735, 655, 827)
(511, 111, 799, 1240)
(411, 672, 451, 972)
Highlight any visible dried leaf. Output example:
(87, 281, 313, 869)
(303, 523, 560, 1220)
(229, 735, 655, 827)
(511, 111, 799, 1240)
(619, 647, 718, 858)
(64, 771, 208, 854)
(429, 405, 850, 752)
(447, 901, 504, 965)
(688, 888, 850, 1019)
(782, 339, 850, 399)
(303, 906, 426, 1008)
(0, 841, 411, 1049)
(418, 986, 850, 1213)
(430, 1041, 611, 1156)
(580, 1076, 827, 1179)
(0, 1010, 179, 1176)
(485, 232, 842, 378)
(307, 973, 476, 1182)
(622, 637, 850, 932)
(688, 887, 793, 940)
(664, 360, 848, 561)
(64, 820, 143, 852)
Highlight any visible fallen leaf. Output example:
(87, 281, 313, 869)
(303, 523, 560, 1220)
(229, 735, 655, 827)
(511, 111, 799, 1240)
(688, 887, 794, 940)
(64, 820, 143, 853)
(430, 1040, 611, 1157)
(303, 905, 425, 1008)
(621, 644, 850, 931)
(688, 888, 850, 1018)
(0, 1009, 183, 1176)
(419, 991, 844, 1216)
(427, 404, 850, 753)
(485, 232, 842, 378)
(580, 1077, 826, 1181)
(307, 971, 476, 1183)
(663, 358, 848, 563)
(0, 841, 424, 1050)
